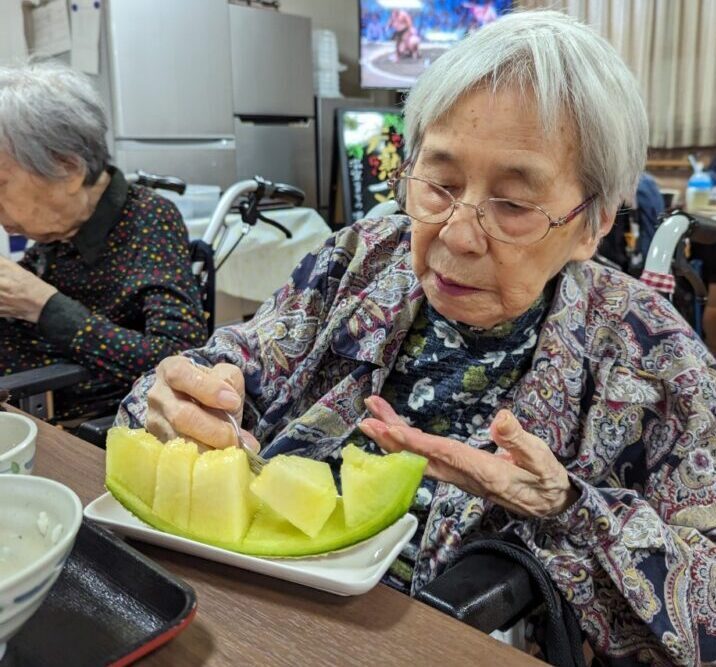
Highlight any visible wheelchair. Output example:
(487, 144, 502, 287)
(0, 172, 305, 447)
(640, 208, 716, 337)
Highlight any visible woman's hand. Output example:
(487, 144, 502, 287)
(146, 355, 259, 450)
(0, 257, 57, 322)
(359, 395, 579, 517)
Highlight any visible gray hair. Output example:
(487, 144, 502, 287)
(403, 10, 648, 235)
(0, 61, 109, 185)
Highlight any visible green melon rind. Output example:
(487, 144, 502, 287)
(105, 452, 426, 558)
(106, 476, 247, 552)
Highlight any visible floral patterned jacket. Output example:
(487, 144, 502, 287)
(119, 216, 716, 666)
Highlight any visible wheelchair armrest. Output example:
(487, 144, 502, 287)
(75, 414, 116, 449)
(415, 551, 540, 634)
(0, 363, 91, 398)
(688, 212, 716, 245)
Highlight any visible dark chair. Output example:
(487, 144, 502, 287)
(416, 535, 586, 666)
(0, 364, 92, 421)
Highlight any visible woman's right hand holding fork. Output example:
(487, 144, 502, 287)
(146, 355, 260, 453)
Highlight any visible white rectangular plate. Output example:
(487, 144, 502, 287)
(84, 493, 417, 596)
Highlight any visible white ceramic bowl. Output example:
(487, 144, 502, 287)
(0, 413, 37, 475)
(0, 475, 83, 659)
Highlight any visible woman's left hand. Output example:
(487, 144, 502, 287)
(0, 257, 58, 323)
(359, 395, 579, 518)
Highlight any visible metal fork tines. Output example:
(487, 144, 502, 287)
(188, 357, 266, 473)
(223, 410, 266, 475)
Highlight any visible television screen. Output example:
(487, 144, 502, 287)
(360, 0, 512, 89)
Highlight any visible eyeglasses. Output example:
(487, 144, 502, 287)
(390, 174, 596, 246)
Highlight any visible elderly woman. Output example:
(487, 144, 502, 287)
(0, 62, 206, 418)
(119, 11, 715, 665)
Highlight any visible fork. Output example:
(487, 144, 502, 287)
(189, 358, 266, 474)
(222, 409, 266, 475)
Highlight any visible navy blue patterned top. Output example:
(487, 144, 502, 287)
(371, 295, 550, 592)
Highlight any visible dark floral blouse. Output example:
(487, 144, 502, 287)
(376, 296, 549, 592)
(0, 167, 206, 415)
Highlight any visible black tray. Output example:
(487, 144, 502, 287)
(2, 519, 196, 667)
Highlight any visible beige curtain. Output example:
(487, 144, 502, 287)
(518, 0, 716, 148)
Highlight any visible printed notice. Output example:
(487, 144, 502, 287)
(32, 0, 71, 57)
(0, 0, 28, 64)
(70, 0, 101, 74)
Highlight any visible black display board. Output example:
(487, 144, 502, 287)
(331, 108, 405, 227)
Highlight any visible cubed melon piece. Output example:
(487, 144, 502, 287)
(189, 447, 252, 544)
(341, 443, 425, 527)
(249, 456, 337, 537)
(152, 438, 199, 530)
(106, 427, 163, 508)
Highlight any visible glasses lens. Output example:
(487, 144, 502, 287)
(401, 177, 454, 224)
(480, 199, 551, 245)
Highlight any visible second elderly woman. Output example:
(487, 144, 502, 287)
(0, 61, 206, 418)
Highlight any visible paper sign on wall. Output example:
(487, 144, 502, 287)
(70, 0, 101, 74)
(32, 0, 71, 57)
(0, 0, 28, 63)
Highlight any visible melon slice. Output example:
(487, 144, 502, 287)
(249, 455, 337, 537)
(189, 447, 253, 544)
(340, 444, 424, 528)
(105, 430, 427, 557)
(106, 427, 163, 508)
(152, 438, 198, 530)
(241, 447, 426, 557)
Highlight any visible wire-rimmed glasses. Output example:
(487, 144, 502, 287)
(391, 174, 595, 246)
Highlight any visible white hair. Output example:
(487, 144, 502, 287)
(403, 10, 648, 235)
(0, 61, 109, 184)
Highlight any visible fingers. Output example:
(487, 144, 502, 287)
(159, 356, 243, 412)
(146, 371, 182, 443)
(359, 417, 506, 488)
(358, 417, 401, 450)
(358, 418, 456, 480)
(171, 403, 239, 449)
(364, 395, 405, 426)
(489, 410, 555, 477)
(211, 362, 246, 398)
(362, 403, 575, 517)
(145, 409, 179, 443)
(205, 362, 246, 426)
(146, 383, 234, 449)
(146, 355, 254, 450)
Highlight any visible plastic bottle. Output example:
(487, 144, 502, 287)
(686, 167, 713, 211)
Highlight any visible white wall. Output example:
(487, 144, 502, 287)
(0, 229, 9, 259)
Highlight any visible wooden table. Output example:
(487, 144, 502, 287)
(29, 414, 544, 666)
